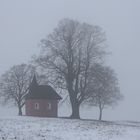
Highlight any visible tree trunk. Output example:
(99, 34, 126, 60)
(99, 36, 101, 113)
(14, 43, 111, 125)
(67, 79, 80, 119)
(69, 94, 80, 119)
(99, 104, 103, 121)
(18, 106, 22, 116)
(70, 101, 80, 119)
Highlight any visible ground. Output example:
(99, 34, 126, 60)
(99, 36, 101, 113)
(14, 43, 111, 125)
(0, 117, 140, 140)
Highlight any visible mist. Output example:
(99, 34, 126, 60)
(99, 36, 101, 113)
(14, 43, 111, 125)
(0, 0, 140, 121)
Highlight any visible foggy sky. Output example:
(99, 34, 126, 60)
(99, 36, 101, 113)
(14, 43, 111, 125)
(0, 0, 140, 121)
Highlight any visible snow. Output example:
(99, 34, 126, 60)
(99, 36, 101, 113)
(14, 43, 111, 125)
(0, 117, 140, 140)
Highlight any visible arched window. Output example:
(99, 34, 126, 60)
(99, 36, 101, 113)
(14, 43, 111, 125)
(35, 103, 39, 110)
(47, 102, 51, 110)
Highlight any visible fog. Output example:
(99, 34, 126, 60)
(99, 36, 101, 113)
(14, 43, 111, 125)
(0, 0, 140, 121)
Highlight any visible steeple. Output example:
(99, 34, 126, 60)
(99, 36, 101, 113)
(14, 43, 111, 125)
(31, 74, 38, 87)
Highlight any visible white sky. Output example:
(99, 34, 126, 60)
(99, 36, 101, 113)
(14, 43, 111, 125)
(0, 0, 140, 121)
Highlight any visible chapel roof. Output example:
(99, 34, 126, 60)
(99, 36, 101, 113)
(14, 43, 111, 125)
(26, 75, 62, 100)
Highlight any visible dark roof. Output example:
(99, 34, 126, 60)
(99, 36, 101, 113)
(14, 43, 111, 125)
(26, 75, 62, 100)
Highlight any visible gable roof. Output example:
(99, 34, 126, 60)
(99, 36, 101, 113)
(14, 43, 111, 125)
(26, 75, 62, 100)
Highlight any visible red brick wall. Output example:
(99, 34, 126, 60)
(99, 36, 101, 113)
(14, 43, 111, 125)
(25, 99, 58, 117)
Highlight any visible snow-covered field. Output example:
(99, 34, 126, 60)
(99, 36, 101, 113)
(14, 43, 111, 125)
(0, 117, 140, 140)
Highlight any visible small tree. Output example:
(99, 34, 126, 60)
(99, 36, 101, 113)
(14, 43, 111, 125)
(35, 18, 106, 119)
(87, 64, 122, 121)
(0, 64, 35, 115)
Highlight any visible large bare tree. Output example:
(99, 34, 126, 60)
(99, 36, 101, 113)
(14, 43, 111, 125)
(36, 19, 106, 119)
(87, 64, 122, 121)
(0, 64, 35, 115)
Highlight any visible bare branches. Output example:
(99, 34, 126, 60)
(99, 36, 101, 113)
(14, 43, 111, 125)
(86, 64, 122, 120)
(35, 19, 107, 118)
(0, 64, 35, 115)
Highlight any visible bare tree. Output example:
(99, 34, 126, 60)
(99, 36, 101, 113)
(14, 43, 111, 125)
(87, 64, 123, 121)
(35, 19, 106, 119)
(0, 64, 35, 115)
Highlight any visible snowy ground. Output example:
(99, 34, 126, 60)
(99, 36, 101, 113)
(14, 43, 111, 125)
(0, 117, 140, 140)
